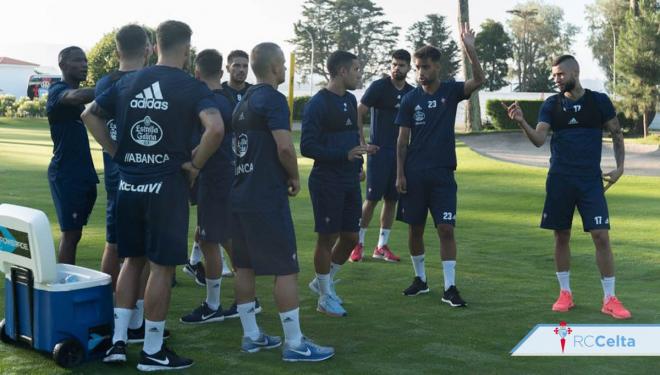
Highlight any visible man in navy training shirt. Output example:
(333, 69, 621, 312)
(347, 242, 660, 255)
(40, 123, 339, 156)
(349, 49, 414, 263)
(47, 46, 97, 265)
(230, 42, 334, 362)
(83, 20, 224, 371)
(503, 55, 631, 319)
(302, 50, 379, 317)
(395, 23, 485, 307)
(94, 23, 165, 345)
(179, 49, 237, 324)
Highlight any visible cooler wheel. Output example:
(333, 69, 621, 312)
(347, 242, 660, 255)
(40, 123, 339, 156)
(53, 338, 84, 368)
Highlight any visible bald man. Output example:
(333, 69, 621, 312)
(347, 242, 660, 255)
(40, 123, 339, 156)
(230, 42, 334, 362)
(504, 54, 631, 320)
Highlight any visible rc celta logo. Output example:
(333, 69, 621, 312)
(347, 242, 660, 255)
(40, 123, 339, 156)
(554, 321, 572, 353)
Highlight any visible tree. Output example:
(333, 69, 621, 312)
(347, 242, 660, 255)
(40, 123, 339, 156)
(475, 19, 512, 91)
(290, 0, 400, 86)
(507, 1, 578, 92)
(406, 14, 460, 81)
(585, 0, 628, 91)
(615, 0, 659, 136)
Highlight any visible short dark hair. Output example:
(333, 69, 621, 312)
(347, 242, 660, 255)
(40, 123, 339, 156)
(115, 24, 148, 58)
(392, 49, 411, 64)
(58, 46, 84, 63)
(227, 50, 249, 64)
(327, 50, 358, 77)
(552, 54, 576, 66)
(250, 43, 281, 78)
(156, 20, 192, 52)
(413, 45, 441, 62)
(195, 49, 223, 77)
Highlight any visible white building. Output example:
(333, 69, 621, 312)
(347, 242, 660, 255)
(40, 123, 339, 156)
(0, 57, 39, 98)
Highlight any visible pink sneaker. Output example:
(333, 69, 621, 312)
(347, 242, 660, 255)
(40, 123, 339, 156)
(372, 245, 400, 262)
(552, 290, 575, 312)
(601, 296, 632, 319)
(349, 244, 363, 262)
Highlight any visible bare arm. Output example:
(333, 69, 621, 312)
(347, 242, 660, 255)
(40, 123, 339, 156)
(182, 108, 224, 186)
(60, 88, 95, 106)
(502, 101, 550, 147)
(272, 129, 301, 196)
(460, 23, 486, 97)
(396, 126, 410, 194)
(81, 102, 117, 157)
(357, 103, 369, 145)
(602, 116, 625, 191)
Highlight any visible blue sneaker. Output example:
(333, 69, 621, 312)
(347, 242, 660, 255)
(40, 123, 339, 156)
(241, 332, 282, 353)
(308, 278, 343, 305)
(317, 295, 347, 317)
(282, 337, 335, 362)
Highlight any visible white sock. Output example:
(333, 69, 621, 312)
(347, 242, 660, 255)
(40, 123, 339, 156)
(377, 228, 391, 248)
(205, 278, 222, 310)
(556, 271, 571, 292)
(601, 276, 615, 300)
(143, 320, 165, 355)
(237, 301, 260, 340)
(329, 262, 342, 280)
(442, 260, 456, 291)
(128, 299, 144, 330)
(279, 308, 303, 347)
(411, 254, 426, 282)
(112, 308, 132, 344)
(317, 273, 331, 296)
(358, 228, 367, 245)
(190, 241, 202, 265)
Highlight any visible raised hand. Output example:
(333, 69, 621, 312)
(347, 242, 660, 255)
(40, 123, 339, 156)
(460, 22, 476, 50)
(501, 101, 525, 124)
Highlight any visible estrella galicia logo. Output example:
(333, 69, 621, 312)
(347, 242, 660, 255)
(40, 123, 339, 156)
(131, 116, 163, 147)
(554, 321, 572, 353)
(107, 119, 117, 141)
(0, 226, 31, 258)
(232, 133, 248, 158)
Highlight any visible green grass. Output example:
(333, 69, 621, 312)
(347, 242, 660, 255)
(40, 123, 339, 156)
(1, 117, 659, 374)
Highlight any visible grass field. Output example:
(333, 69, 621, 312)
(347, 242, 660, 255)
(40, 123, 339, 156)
(1, 118, 659, 374)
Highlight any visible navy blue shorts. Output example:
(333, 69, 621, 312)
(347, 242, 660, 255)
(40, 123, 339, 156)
(231, 204, 299, 276)
(541, 173, 610, 232)
(197, 167, 233, 243)
(309, 179, 362, 234)
(366, 149, 398, 202)
(48, 177, 97, 231)
(116, 172, 190, 266)
(397, 168, 457, 227)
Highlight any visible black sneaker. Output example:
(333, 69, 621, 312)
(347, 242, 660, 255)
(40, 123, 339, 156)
(442, 285, 467, 307)
(180, 302, 224, 324)
(222, 298, 263, 319)
(103, 340, 127, 363)
(182, 262, 206, 286)
(137, 345, 193, 371)
(127, 323, 172, 344)
(402, 277, 430, 296)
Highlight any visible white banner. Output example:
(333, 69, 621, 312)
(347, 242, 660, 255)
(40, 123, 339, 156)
(511, 323, 660, 356)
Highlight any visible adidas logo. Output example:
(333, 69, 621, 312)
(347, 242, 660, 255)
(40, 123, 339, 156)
(568, 117, 579, 125)
(130, 81, 169, 111)
(283, 317, 294, 323)
(345, 118, 352, 126)
(148, 327, 160, 333)
(414, 105, 422, 111)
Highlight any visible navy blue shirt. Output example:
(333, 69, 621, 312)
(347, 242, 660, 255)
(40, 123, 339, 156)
(191, 89, 234, 175)
(230, 84, 290, 212)
(538, 90, 616, 176)
(95, 71, 131, 191)
(301, 89, 361, 185)
(46, 81, 98, 184)
(221, 81, 251, 108)
(95, 65, 215, 177)
(361, 77, 414, 149)
(395, 81, 468, 171)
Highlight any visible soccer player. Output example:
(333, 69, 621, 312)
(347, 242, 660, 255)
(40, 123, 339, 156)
(230, 42, 333, 362)
(301, 50, 378, 317)
(179, 48, 235, 324)
(503, 55, 631, 319)
(46, 46, 97, 265)
(395, 24, 485, 307)
(349, 49, 414, 263)
(83, 20, 224, 370)
(222, 49, 252, 105)
(94, 23, 163, 344)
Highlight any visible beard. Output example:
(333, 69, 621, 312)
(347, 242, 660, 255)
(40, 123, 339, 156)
(561, 79, 576, 94)
(392, 71, 405, 81)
